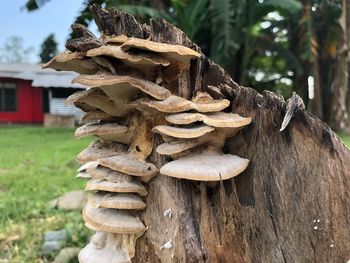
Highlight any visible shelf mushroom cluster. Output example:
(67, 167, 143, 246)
(43, 25, 251, 262)
(151, 93, 252, 181)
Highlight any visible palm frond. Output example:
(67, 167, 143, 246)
(209, 0, 237, 65)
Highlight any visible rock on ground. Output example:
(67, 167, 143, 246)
(42, 229, 67, 256)
(48, 190, 87, 210)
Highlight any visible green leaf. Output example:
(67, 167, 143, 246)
(262, 0, 302, 13)
(118, 5, 167, 20)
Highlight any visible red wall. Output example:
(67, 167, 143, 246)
(0, 78, 43, 123)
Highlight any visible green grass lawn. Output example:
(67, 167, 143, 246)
(338, 132, 350, 148)
(0, 126, 92, 263)
(0, 125, 348, 262)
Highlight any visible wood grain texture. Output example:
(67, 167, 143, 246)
(70, 5, 350, 262)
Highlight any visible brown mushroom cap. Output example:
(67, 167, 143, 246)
(86, 166, 130, 183)
(191, 92, 230, 112)
(88, 192, 146, 210)
(73, 75, 171, 100)
(77, 161, 99, 173)
(80, 110, 115, 124)
(76, 171, 92, 179)
(83, 203, 146, 234)
(120, 37, 201, 64)
(75, 122, 133, 144)
(99, 154, 158, 178)
(152, 125, 215, 139)
(132, 94, 229, 113)
(85, 178, 148, 197)
(160, 152, 249, 181)
(86, 45, 170, 67)
(166, 112, 252, 128)
(76, 140, 127, 163)
(66, 89, 123, 116)
(156, 139, 206, 156)
(42, 51, 100, 74)
(131, 95, 193, 113)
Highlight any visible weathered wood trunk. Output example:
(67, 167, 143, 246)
(75, 6, 350, 262)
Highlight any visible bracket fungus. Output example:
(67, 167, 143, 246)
(44, 5, 251, 262)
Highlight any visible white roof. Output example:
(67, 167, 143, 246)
(0, 63, 84, 88)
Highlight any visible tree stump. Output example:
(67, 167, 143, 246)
(67, 5, 350, 262)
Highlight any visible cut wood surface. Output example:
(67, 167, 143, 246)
(67, 5, 350, 263)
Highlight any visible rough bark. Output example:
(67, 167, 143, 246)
(75, 5, 350, 262)
(330, 0, 350, 132)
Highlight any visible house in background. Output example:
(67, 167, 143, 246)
(0, 64, 83, 125)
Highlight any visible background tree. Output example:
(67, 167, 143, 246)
(39, 33, 58, 63)
(0, 36, 35, 63)
(25, 0, 350, 133)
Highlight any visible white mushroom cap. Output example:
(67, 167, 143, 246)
(99, 154, 158, 178)
(75, 122, 133, 144)
(166, 112, 252, 128)
(42, 51, 100, 74)
(83, 203, 146, 234)
(88, 192, 146, 210)
(156, 139, 206, 156)
(152, 125, 215, 139)
(160, 152, 249, 181)
(78, 232, 140, 263)
(85, 178, 148, 197)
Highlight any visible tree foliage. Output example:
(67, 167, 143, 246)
(0, 36, 35, 63)
(25, 0, 349, 131)
(39, 33, 58, 63)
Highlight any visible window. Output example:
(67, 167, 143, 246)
(0, 82, 17, 112)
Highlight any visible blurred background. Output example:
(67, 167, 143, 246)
(0, 0, 349, 262)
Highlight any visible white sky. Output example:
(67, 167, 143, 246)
(0, 0, 99, 63)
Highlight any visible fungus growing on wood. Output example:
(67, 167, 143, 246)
(76, 140, 127, 163)
(83, 203, 146, 234)
(165, 112, 252, 128)
(75, 122, 133, 144)
(99, 154, 158, 179)
(85, 165, 127, 182)
(65, 89, 122, 117)
(85, 178, 148, 197)
(45, 5, 253, 263)
(120, 37, 201, 65)
(80, 110, 115, 124)
(42, 51, 100, 74)
(78, 232, 143, 263)
(132, 93, 230, 113)
(152, 125, 215, 139)
(80, 204, 146, 263)
(86, 45, 170, 67)
(88, 192, 146, 210)
(160, 152, 249, 181)
(72, 75, 171, 100)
